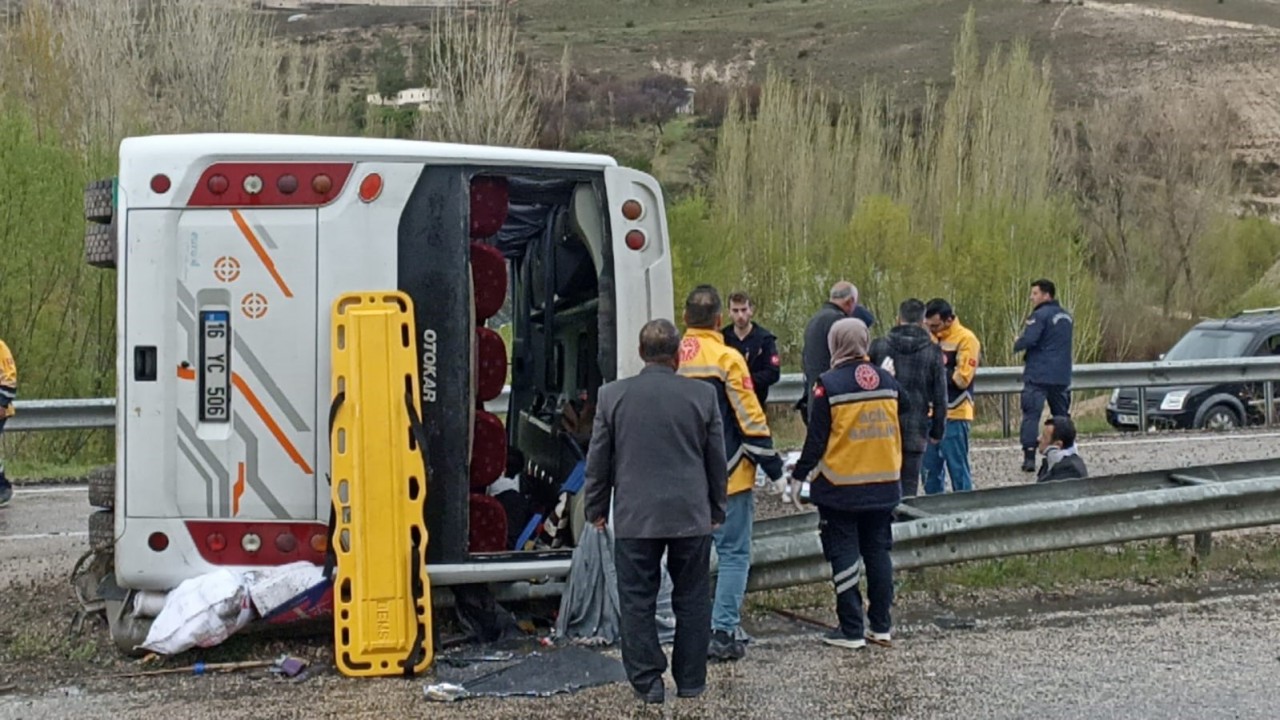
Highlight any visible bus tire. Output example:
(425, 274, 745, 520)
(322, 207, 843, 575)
(85, 178, 114, 224)
(85, 219, 117, 269)
(88, 466, 116, 509)
(89, 509, 115, 552)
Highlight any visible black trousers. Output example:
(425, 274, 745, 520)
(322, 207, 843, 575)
(817, 506, 894, 638)
(614, 535, 712, 694)
(1020, 382, 1072, 451)
(900, 448, 924, 497)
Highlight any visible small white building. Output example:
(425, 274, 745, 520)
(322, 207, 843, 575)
(366, 87, 444, 112)
(675, 87, 696, 115)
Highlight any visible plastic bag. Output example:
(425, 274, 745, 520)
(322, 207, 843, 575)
(140, 569, 255, 655)
(554, 527, 620, 645)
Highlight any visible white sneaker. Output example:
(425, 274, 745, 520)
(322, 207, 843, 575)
(866, 631, 892, 647)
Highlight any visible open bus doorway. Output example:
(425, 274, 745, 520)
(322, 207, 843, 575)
(461, 172, 615, 559)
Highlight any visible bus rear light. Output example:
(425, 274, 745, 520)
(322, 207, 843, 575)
(148, 532, 170, 552)
(186, 163, 352, 207)
(186, 521, 327, 566)
(207, 174, 229, 194)
(358, 173, 383, 203)
(625, 230, 647, 251)
(150, 174, 172, 194)
(621, 199, 643, 220)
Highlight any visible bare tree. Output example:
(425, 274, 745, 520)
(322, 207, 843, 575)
(415, 8, 538, 148)
(1061, 88, 1236, 318)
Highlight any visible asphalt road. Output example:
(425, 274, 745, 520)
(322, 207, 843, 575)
(0, 486, 88, 591)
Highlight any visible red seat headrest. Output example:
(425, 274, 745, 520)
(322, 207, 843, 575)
(475, 327, 508, 404)
(471, 241, 507, 321)
(470, 176, 509, 239)
(470, 410, 507, 491)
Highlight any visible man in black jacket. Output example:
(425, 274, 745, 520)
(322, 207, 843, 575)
(584, 319, 728, 704)
(798, 281, 875, 423)
(1014, 279, 1075, 472)
(1036, 416, 1088, 482)
(721, 291, 781, 407)
(869, 299, 947, 497)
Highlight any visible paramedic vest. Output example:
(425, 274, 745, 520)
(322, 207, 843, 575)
(677, 327, 781, 496)
(807, 359, 903, 512)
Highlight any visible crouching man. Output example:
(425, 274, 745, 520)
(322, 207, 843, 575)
(789, 318, 902, 650)
(1036, 416, 1088, 483)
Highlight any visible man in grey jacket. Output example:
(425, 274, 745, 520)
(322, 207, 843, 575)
(798, 281, 875, 424)
(584, 319, 728, 705)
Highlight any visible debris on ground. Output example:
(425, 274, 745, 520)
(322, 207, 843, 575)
(140, 569, 254, 655)
(424, 645, 626, 702)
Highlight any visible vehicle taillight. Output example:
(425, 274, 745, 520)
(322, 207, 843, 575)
(358, 173, 383, 203)
(625, 230, 647, 251)
(186, 163, 353, 207)
(150, 174, 172, 194)
(621, 199, 643, 220)
(186, 521, 327, 566)
(148, 532, 170, 551)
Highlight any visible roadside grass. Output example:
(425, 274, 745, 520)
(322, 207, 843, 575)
(746, 534, 1280, 615)
(2, 627, 101, 664)
(6, 458, 107, 484)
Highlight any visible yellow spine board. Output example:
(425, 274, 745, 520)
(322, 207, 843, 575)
(329, 292, 433, 677)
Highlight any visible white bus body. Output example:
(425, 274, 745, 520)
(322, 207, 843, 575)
(106, 134, 674, 595)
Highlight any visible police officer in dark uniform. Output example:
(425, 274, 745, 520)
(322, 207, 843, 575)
(789, 318, 902, 650)
(721, 291, 781, 407)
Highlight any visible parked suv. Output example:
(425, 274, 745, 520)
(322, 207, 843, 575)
(1106, 310, 1280, 431)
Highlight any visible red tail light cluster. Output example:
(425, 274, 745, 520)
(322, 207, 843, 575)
(185, 521, 327, 566)
(186, 163, 354, 207)
(620, 199, 647, 251)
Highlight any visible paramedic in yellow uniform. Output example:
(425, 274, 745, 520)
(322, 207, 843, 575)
(789, 318, 902, 650)
(0, 338, 17, 507)
(678, 285, 783, 661)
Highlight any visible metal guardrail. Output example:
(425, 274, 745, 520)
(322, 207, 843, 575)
(12, 357, 1280, 433)
(746, 458, 1280, 592)
(434, 458, 1280, 594)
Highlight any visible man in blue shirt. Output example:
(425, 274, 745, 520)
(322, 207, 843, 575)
(1013, 279, 1074, 472)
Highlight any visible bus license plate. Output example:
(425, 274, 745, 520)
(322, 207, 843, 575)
(200, 311, 231, 422)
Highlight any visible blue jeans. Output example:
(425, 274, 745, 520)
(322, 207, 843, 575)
(0, 417, 8, 490)
(923, 420, 972, 494)
(711, 490, 754, 633)
(817, 505, 894, 637)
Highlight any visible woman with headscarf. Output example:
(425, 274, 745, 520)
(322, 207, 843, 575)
(789, 318, 903, 650)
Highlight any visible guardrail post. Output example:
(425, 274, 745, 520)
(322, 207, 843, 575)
(1001, 393, 1011, 439)
(1266, 381, 1275, 428)
(1137, 387, 1149, 432)
(1193, 531, 1213, 559)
